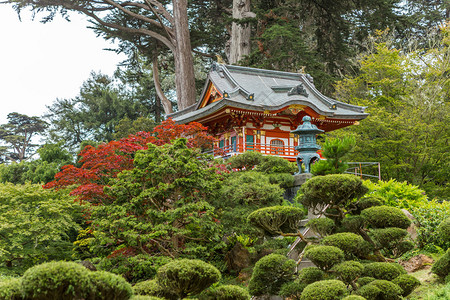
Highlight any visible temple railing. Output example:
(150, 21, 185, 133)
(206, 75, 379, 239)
(204, 142, 297, 158)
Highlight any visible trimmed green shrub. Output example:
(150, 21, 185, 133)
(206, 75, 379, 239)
(130, 296, 163, 300)
(133, 280, 177, 300)
(300, 280, 348, 300)
(357, 284, 381, 300)
(0, 277, 22, 300)
(247, 206, 306, 236)
(257, 155, 297, 174)
(342, 296, 367, 300)
(300, 174, 368, 210)
(340, 215, 365, 233)
(361, 206, 411, 229)
(279, 281, 306, 300)
(370, 227, 408, 249)
(355, 196, 385, 214)
(200, 285, 250, 300)
(305, 245, 344, 271)
(437, 217, 450, 241)
(321, 232, 365, 258)
(306, 218, 335, 237)
(297, 267, 324, 284)
(431, 249, 450, 278)
(248, 254, 296, 296)
(356, 277, 375, 287)
(228, 151, 264, 170)
(331, 261, 364, 284)
(88, 271, 132, 300)
(156, 259, 221, 298)
(392, 274, 420, 297)
(21, 261, 92, 300)
(364, 280, 403, 300)
(362, 262, 406, 280)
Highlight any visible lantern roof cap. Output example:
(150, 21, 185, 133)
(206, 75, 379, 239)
(291, 116, 324, 135)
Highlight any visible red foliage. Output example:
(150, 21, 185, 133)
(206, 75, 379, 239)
(44, 119, 217, 204)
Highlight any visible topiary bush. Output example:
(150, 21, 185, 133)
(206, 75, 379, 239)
(305, 245, 344, 271)
(227, 151, 264, 170)
(362, 262, 406, 280)
(248, 254, 296, 296)
(0, 277, 22, 300)
(340, 216, 365, 233)
(321, 232, 366, 258)
(133, 280, 177, 300)
(156, 259, 221, 298)
(392, 274, 420, 297)
(354, 196, 385, 214)
(278, 281, 306, 300)
(306, 218, 335, 237)
(357, 284, 381, 300)
(437, 217, 450, 242)
(200, 285, 250, 300)
(297, 267, 325, 284)
(21, 261, 92, 300)
(300, 174, 368, 212)
(431, 249, 450, 278)
(247, 206, 306, 236)
(361, 206, 411, 229)
(356, 277, 375, 287)
(370, 227, 410, 256)
(130, 296, 163, 300)
(88, 270, 133, 300)
(331, 261, 364, 284)
(363, 280, 403, 300)
(342, 296, 367, 300)
(300, 280, 348, 300)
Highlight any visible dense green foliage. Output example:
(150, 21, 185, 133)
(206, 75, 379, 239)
(132, 279, 177, 300)
(88, 271, 133, 300)
(432, 249, 450, 278)
(321, 233, 366, 258)
(361, 206, 411, 229)
(299, 280, 348, 300)
(306, 218, 335, 237)
(311, 137, 355, 175)
(331, 261, 364, 284)
(438, 218, 450, 242)
(21, 261, 92, 300)
(304, 246, 344, 271)
(362, 262, 406, 281)
(0, 277, 22, 300)
(156, 259, 221, 298)
(391, 274, 420, 297)
(248, 254, 296, 296)
(297, 267, 325, 285)
(0, 183, 82, 274)
(199, 285, 250, 300)
(362, 280, 403, 300)
(247, 206, 306, 236)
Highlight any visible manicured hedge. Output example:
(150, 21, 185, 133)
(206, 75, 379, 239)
(306, 218, 335, 237)
(432, 249, 450, 278)
(364, 280, 403, 300)
(21, 261, 92, 300)
(133, 279, 177, 299)
(247, 206, 306, 235)
(362, 262, 406, 280)
(392, 274, 420, 297)
(88, 270, 133, 300)
(300, 280, 348, 300)
(279, 281, 306, 300)
(297, 267, 324, 284)
(305, 245, 344, 271)
(438, 218, 450, 242)
(331, 261, 364, 284)
(0, 277, 22, 300)
(342, 296, 367, 300)
(156, 259, 221, 298)
(321, 233, 365, 257)
(248, 254, 296, 296)
(370, 227, 408, 249)
(361, 206, 411, 229)
(201, 285, 250, 300)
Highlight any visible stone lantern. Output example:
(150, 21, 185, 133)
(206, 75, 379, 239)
(291, 116, 324, 174)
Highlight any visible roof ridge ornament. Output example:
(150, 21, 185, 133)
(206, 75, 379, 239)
(288, 84, 309, 98)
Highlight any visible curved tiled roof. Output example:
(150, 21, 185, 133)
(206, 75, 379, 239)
(168, 64, 368, 123)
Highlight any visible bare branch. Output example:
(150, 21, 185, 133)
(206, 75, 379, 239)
(144, 0, 174, 40)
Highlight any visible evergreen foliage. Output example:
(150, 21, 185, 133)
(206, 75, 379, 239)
(311, 136, 355, 175)
(133, 279, 177, 299)
(306, 218, 335, 237)
(200, 285, 250, 300)
(331, 261, 364, 284)
(299, 280, 348, 300)
(437, 218, 450, 242)
(431, 249, 450, 278)
(363, 280, 403, 300)
(321, 233, 366, 258)
(248, 254, 296, 296)
(87, 271, 133, 300)
(391, 274, 420, 297)
(156, 259, 221, 298)
(361, 206, 411, 229)
(0, 277, 22, 300)
(297, 267, 325, 284)
(362, 262, 406, 281)
(247, 206, 306, 236)
(304, 246, 344, 271)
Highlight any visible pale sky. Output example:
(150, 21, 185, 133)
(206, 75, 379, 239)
(0, 5, 126, 124)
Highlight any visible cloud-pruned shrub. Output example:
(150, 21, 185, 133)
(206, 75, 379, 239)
(305, 246, 344, 271)
(300, 280, 348, 300)
(362, 262, 406, 281)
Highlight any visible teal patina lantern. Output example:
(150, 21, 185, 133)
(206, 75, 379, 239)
(291, 116, 324, 174)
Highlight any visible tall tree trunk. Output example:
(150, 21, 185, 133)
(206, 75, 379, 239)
(173, 0, 197, 110)
(152, 54, 173, 115)
(228, 0, 254, 64)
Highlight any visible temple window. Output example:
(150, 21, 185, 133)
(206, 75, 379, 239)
(270, 139, 285, 155)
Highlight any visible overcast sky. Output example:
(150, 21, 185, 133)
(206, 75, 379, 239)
(0, 5, 126, 124)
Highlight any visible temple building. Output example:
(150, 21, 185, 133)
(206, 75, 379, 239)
(168, 63, 368, 161)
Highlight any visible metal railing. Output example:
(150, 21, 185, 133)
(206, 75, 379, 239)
(204, 141, 297, 158)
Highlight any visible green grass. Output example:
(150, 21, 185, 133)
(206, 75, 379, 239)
(408, 268, 448, 299)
